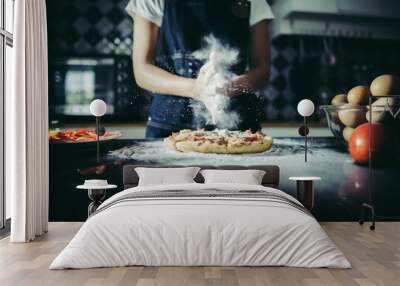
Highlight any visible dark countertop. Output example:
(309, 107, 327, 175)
(50, 137, 400, 222)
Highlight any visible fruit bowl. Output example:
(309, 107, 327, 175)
(322, 74, 400, 160)
(320, 105, 368, 149)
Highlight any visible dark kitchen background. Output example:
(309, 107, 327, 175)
(46, 0, 400, 124)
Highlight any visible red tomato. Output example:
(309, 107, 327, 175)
(348, 123, 397, 165)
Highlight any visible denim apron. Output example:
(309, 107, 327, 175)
(146, 0, 263, 138)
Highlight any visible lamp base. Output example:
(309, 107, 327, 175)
(359, 203, 375, 231)
(298, 117, 309, 162)
(87, 189, 107, 216)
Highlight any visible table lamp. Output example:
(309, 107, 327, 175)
(90, 99, 107, 163)
(297, 99, 315, 162)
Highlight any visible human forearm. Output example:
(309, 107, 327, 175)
(133, 16, 195, 98)
(134, 62, 195, 98)
(229, 19, 271, 97)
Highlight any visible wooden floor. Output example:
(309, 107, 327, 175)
(0, 222, 399, 286)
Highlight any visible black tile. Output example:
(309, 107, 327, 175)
(95, 17, 114, 36)
(86, 6, 102, 24)
(108, 7, 125, 24)
(86, 28, 102, 46)
(272, 55, 289, 71)
(95, 0, 114, 15)
(271, 75, 287, 92)
(63, 4, 79, 21)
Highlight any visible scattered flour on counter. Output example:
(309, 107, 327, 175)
(191, 35, 240, 129)
(108, 139, 344, 166)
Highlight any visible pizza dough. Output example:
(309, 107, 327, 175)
(165, 129, 273, 154)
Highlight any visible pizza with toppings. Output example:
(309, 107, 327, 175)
(49, 129, 121, 143)
(165, 129, 273, 154)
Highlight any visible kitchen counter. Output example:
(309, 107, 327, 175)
(50, 137, 400, 222)
(51, 123, 333, 139)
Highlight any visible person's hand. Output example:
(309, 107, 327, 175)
(191, 61, 215, 100)
(228, 75, 252, 97)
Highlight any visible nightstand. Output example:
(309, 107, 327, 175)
(77, 180, 117, 217)
(289, 177, 321, 210)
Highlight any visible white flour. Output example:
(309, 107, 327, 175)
(191, 36, 240, 129)
(109, 138, 343, 166)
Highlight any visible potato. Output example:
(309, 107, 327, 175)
(347, 86, 370, 105)
(370, 74, 400, 96)
(331, 94, 347, 106)
(330, 94, 347, 125)
(343, 127, 355, 142)
(338, 104, 367, 128)
(366, 97, 398, 123)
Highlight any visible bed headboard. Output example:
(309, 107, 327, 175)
(123, 165, 280, 189)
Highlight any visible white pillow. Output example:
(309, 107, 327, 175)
(135, 167, 200, 186)
(200, 169, 266, 185)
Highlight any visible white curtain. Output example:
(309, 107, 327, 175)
(9, 0, 49, 242)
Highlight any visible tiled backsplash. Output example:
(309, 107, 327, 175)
(47, 0, 400, 123)
(263, 36, 400, 121)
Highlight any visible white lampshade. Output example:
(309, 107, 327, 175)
(89, 99, 107, 117)
(297, 99, 315, 117)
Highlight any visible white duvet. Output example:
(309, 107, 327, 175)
(50, 183, 350, 269)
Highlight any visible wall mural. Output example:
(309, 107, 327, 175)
(47, 0, 400, 123)
(46, 0, 400, 222)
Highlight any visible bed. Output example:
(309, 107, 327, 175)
(50, 165, 350, 269)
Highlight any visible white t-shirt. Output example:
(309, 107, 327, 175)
(126, 0, 274, 27)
